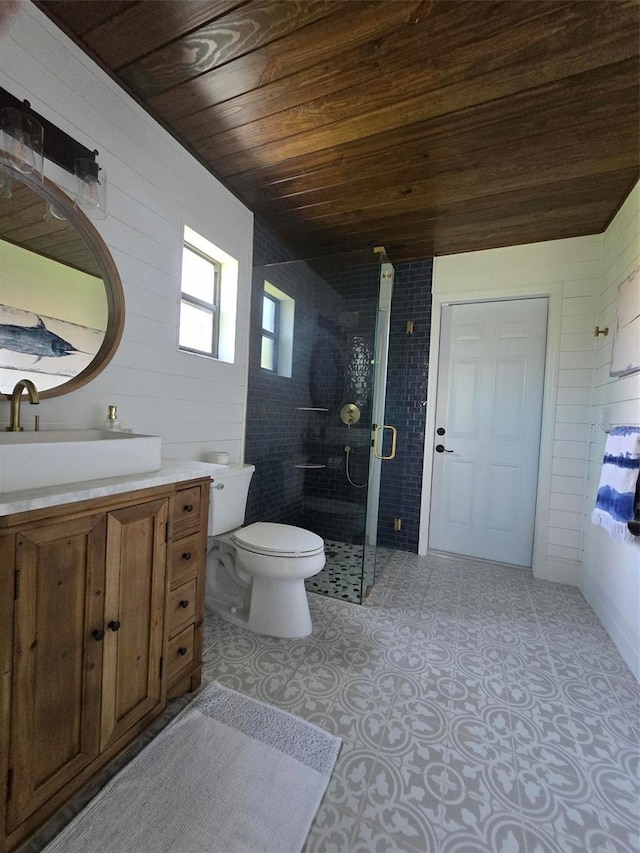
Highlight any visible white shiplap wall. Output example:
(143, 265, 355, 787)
(421, 235, 601, 584)
(0, 5, 253, 462)
(582, 181, 640, 679)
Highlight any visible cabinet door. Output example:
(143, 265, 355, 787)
(100, 498, 168, 751)
(7, 514, 106, 833)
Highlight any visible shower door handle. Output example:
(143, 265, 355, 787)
(373, 425, 397, 460)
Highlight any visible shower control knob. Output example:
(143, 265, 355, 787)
(435, 444, 454, 453)
(216, 483, 224, 490)
(436, 427, 446, 435)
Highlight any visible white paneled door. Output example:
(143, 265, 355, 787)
(429, 298, 548, 567)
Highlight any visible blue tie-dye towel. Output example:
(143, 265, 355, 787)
(591, 425, 640, 542)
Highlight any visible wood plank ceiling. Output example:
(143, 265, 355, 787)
(36, 0, 640, 261)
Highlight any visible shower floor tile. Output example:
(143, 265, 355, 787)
(306, 539, 364, 602)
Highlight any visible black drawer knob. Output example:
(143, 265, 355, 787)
(179, 600, 189, 608)
(92, 629, 105, 641)
(177, 646, 188, 656)
(108, 620, 121, 632)
(184, 504, 194, 513)
(182, 552, 192, 561)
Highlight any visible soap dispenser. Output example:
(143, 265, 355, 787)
(104, 404, 121, 431)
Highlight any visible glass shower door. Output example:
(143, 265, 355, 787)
(247, 251, 394, 605)
(360, 257, 394, 599)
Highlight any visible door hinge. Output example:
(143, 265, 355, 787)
(7, 768, 13, 800)
(393, 517, 402, 532)
(14, 568, 20, 600)
(159, 656, 163, 679)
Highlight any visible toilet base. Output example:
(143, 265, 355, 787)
(248, 576, 313, 638)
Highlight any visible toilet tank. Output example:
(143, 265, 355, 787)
(208, 464, 255, 535)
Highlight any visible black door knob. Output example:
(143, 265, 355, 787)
(177, 646, 188, 656)
(184, 504, 193, 512)
(182, 552, 192, 561)
(179, 600, 189, 608)
(108, 620, 121, 632)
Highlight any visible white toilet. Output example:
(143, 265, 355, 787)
(205, 464, 325, 638)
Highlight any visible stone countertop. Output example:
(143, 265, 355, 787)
(0, 459, 229, 516)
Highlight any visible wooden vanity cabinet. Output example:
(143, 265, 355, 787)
(165, 484, 208, 698)
(0, 477, 209, 853)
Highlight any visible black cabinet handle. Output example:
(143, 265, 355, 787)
(179, 600, 189, 608)
(108, 620, 121, 632)
(184, 504, 194, 513)
(182, 552, 192, 561)
(177, 646, 188, 656)
(92, 629, 105, 641)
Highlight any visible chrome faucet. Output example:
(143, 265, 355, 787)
(5, 378, 39, 432)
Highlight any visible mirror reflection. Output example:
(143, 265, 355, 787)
(0, 158, 123, 397)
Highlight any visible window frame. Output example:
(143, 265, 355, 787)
(179, 240, 222, 358)
(261, 290, 281, 372)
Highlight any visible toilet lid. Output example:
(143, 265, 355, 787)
(232, 522, 324, 557)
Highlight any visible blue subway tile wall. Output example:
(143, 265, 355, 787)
(245, 217, 432, 554)
(245, 220, 347, 527)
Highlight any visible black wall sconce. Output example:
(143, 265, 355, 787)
(0, 85, 107, 217)
(0, 85, 97, 174)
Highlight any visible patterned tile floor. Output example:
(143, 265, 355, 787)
(202, 549, 640, 853)
(22, 549, 640, 853)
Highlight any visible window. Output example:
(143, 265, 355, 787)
(179, 226, 238, 363)
(261, 281, 294, 377)
(261, 291, 279, 371)
(179, 242, 221, 357)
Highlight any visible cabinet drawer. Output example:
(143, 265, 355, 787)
(169, 533, 201, 587)
(172, 486, 202, 538)
(168, 578, 197, 637)
(167, 624, 195, 681)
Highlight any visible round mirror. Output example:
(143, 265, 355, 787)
(0, 154, 124, 398)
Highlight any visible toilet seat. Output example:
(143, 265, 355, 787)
(232, 522, 324, 558)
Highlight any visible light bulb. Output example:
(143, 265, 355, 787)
(7, 128, 36, 174)
(74, 157, 107, 218)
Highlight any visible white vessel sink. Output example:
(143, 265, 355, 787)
(0, 430, 162, 493)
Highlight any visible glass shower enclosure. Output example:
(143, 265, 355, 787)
(248, 251, 394, 604)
